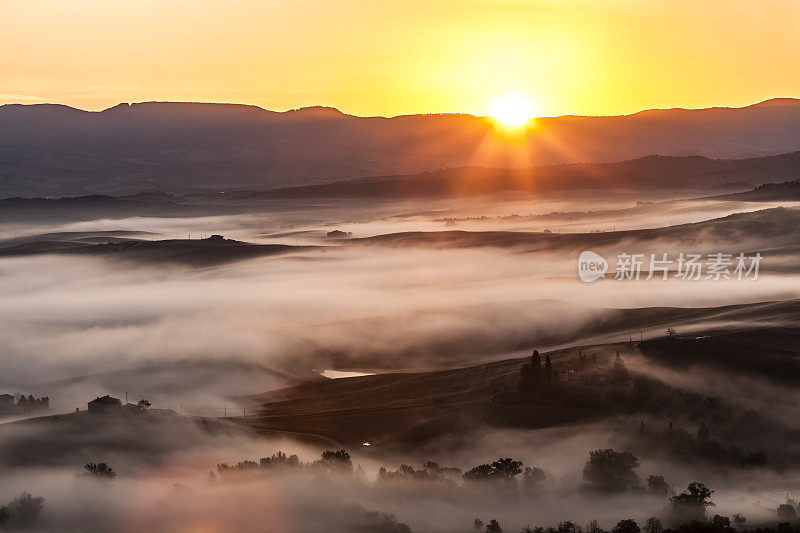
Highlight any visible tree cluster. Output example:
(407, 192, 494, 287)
(463, 458, 524, 483)
(2, 395, 49, 412)
(378, 461, 460, 483)
(582, 449, 640, 492)
(83, 462, 116, 479)
(214, 449, 352, 481)
(0, 492, 45, 529)
(519, 349, 553, 392)
(777, 501, 800, 522)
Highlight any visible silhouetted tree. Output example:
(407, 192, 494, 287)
(559, 521, 579, 533)
(532, 350, 543, 381)
(474, 518, 484, 531)
(359, 510, 411, 533)
(523, 466, 546, 494)
(644, 517, 663, 533)
(670, 482, 715, 523)
(586, 520, 604, 533)
(137, 399, 151, 409)
(731, 514, 746, 529)
(83, 462, 116, 479)
(486, 519, 502, 533)
(777, 504, 797, 521)
(611, 352, 629, 383)
(491, 458, 523, 479)
(666, 328, 677, 337)
(261, 451, 300, 469)
(463, 464, 495, 481)
(583, 449, 639, 492)
(379, 463, 448, 482)
(710, 515, 732, 531)
(545, 355, 552, 382)
(520, 349, 545, 391)
(647, 475, 671, 496)
(640, 420, 646, 437)
(235, 460, 259, 471)
(320, 449, 353, 472)
(3, 492, 44, 527)
(612, 519, 640, 533)
(463, 458, 523, 483)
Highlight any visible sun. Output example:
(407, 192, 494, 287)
(488, 93, 536, 127)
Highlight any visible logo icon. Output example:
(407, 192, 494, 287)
(578, 251, 608, 282)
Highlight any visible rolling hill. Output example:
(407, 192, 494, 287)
(0, 233, 316, 266)
(244, 316, 800, 456)
(350, 207, 800, 257)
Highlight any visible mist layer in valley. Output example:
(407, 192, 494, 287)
(2, 188, 800, 532)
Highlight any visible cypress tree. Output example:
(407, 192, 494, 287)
(544, 354, 552, 382)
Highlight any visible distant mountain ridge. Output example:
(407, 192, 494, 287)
(2, 98, 800, 196)
(231, 151, 800, 199)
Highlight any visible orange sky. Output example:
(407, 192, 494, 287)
(2, 0, 800, 117)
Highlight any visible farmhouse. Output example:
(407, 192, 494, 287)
(87, 395, 122, 413)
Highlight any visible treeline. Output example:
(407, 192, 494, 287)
(0, 394, 50, 413)
(470, 477, 731, 533)
(211, 449, 356, 481)
(14, 395, 49, 409)
(754, 179, 800, 190)
(469, 447, 800, 533)
(378, 461, 461, 484)
(209, 445, 800, 533)
(79, 445, 799, 533)
(471, 512, 800, 533)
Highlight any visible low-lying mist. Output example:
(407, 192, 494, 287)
(1, 414, 797, 533)
(2, 196, 800, 532)
(0, 238, 796, 411)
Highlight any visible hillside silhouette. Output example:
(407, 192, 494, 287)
(3, 99, 800, 196)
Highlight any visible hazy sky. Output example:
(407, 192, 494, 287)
(2, 0, 800, 117)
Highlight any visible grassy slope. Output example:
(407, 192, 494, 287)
(245, 316, 800, 453)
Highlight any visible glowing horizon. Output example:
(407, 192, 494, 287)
(2, 0, 800, 118)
